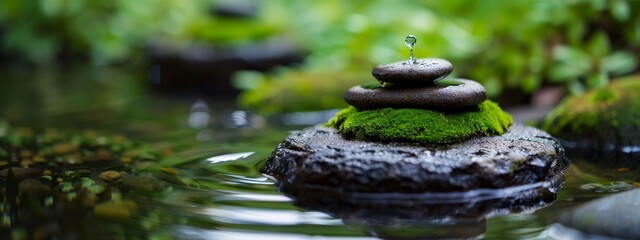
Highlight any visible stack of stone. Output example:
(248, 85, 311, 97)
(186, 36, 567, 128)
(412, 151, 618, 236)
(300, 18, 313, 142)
(344, 58, 488, 110)
(262, 36, 568, 208)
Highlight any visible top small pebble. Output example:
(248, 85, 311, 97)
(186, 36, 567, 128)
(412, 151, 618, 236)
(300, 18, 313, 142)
(372, 58, 453, 86)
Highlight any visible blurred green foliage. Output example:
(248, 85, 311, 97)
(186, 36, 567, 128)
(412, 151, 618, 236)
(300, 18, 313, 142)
(0, 0, 278, 64)
(1, 0, 639, 113)
(236, 0, 640, 113)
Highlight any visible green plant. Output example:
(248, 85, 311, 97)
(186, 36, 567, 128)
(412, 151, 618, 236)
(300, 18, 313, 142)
(0, 0, 279, 64)
(237, 0, 640, 113)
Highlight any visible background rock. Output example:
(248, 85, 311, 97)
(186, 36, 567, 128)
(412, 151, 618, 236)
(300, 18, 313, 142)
(557, 189, 640, 239)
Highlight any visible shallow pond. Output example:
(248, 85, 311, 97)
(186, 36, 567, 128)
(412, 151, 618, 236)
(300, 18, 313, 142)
(1, 66, 638, 239)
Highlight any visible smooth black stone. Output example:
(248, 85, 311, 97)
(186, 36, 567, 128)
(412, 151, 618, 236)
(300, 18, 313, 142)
(344, 79, 487, 110)
(263, 124, 568, 194)
(286, 176, 559, 224)
(372, 58, 453, 85)
(556, 189, 640, 239)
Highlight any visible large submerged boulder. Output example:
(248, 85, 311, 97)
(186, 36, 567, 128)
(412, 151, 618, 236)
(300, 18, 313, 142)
(263, 124, 568, 194)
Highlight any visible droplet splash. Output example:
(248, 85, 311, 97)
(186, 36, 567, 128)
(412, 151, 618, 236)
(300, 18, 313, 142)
(405, 35, 417, 64)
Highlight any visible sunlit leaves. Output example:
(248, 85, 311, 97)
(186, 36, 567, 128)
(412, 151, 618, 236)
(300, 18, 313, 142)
(603, 52, 637, 75)
(610, 0, 631, 21)
(586, 31, 610, 58)
(550, 46, 592, 82)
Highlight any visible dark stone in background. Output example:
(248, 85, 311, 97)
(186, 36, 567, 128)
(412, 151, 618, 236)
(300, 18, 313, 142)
(557, 189, 640, 239)
(148, 39, 304, 99)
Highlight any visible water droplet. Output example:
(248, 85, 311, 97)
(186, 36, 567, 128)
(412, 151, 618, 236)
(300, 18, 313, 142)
(405, 35, 417, 64)
(405, 35, 417, 48)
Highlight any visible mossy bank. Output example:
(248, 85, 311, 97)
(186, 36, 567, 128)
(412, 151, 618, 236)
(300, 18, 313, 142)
(542, 75, 640, 149)
(325, 100, 512, 144)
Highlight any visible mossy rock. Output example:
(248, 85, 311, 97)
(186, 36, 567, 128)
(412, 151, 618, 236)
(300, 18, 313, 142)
(325, 100, 512, 144)
(542, 75, 640, 149)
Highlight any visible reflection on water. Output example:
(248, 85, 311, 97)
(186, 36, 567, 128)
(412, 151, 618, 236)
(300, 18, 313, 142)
(1, 66, 639, 239)
(175, 227, 375, 240)
(276, 172, 559, 239)
(207, 152, 256, 164)
(203, 206, 342, 225)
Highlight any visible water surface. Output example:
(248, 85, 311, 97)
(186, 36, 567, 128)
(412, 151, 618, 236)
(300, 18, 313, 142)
(1, 66, 637, 239)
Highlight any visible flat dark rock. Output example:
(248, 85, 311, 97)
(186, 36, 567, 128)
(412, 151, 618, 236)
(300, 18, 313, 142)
(344, 79, 487, 110)
(263, 124, 568, 195)
(372, 58, 453, 85)
(288, 176, 559, 225)
(555, 189, 640, 239)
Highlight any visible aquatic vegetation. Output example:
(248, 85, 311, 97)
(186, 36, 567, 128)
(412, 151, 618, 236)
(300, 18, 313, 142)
(326, 100, 512, 144)
(0, 124, 172, 238)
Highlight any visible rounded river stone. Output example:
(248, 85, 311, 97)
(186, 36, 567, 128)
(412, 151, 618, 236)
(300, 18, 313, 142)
(372, 58, 453, 85)
(344, 79, 487, 110)
(554, 189, 640, 239)
(263, 124, 568, 194)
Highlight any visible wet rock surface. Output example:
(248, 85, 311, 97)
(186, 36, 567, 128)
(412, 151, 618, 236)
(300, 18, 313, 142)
(372, 58, 453, 85)
(287, 177, 559, 223)
(263, 124, 568, 194)
(344, 79, 487, 110)
(557, 189, 640, 239)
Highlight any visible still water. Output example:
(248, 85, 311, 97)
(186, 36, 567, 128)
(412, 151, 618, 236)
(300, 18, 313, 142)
(0, 66, 637, 239)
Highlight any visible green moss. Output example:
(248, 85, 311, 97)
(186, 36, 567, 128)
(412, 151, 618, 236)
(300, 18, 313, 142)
(325, 100, 512, 144)
(542, 75, 640, 147)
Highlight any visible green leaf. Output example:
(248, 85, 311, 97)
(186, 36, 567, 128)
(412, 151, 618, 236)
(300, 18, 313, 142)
(567, 22, 586, 46)
(483, 77, 502, 98)
(521, 74, 540, 93)
(548, 64, 586, 82)
(528, 43, 545, 73)
(586, 31, 610, 58)
(232, 71, 266, 91)
(603, 51, 637, 75)
(585, 70, 608, 89)
(589, 0, 607, 11)
(553, 46, 591, 69)
(568, 79, 585, 95)
(610, 0, 630, 21)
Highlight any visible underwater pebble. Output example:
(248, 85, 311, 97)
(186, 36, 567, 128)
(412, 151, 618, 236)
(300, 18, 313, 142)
(50, 143, 78, 155)
(18, 179, 52, 198)
(121, 174, 164, 192)
(99, 170, 122, 183)
(83, 149, 113, 162)
(93, 200, 138, 220)
(0, 168, 43, 180)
